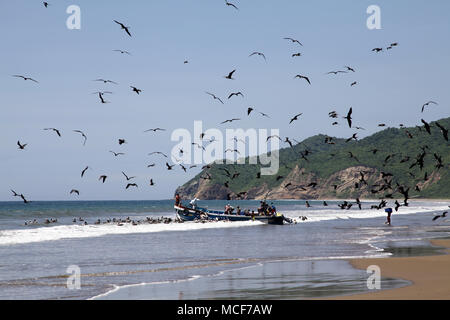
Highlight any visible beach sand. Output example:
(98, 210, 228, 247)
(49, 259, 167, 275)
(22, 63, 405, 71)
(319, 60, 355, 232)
(331, 239, 450, 300)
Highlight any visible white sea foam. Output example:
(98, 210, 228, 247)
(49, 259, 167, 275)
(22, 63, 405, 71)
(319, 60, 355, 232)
(0, 220, 264, 246)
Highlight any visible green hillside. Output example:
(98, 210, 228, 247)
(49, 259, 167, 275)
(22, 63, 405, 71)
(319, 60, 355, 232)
(177, 117, 450, 199)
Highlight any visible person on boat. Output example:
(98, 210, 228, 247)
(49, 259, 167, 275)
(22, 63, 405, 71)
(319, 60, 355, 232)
(175, 193, 181, 206)
(236, 206, 241, 215)
(190, 198, 199, 209)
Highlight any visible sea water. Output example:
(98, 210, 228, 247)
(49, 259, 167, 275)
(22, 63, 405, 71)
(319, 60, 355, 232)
(0, 199, 448, 299)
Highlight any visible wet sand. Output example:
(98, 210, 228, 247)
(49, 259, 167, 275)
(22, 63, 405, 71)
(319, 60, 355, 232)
(332, 239, 450, 300)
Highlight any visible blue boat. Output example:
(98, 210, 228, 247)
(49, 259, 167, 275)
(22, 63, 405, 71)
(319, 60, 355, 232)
(174, 204, 287, 225)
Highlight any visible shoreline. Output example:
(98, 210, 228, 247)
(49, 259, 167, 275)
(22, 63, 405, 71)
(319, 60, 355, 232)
(330, 239, 450, 300)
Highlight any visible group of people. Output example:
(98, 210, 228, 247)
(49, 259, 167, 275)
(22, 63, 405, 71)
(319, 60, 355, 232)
(224, 201, 277, 216)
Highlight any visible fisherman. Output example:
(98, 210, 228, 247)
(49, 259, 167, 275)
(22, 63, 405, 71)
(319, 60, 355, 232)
(385, 207, 393, 225)
(175, 193, 181, 206)
(236, 206, 241, 215)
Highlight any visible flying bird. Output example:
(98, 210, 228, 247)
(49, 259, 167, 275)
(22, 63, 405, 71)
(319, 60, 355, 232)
(225, 1, 239, 10)
(126, 183, 138, 189)
(435, 122, 448, 141)
(221, 118, 240, 124)
(205, 92, 224, 104)
(94, 79, 118, 85)
(44, 128, 61, 137)
(421, 119, 431, 135)
(284, 37, 303, 46)
(166, 162, 175, 170)
(144, 128, 166, 132)
(110, 151, 125, 157)
(432, 211, 447, 221)
(12, 75, 39, 83)
(421, 101, 438, 113)
(113, 20, 132, 37)
(93, 91, 112, 104)
(292, 53, 302, 57)
(73, 130, 87, 146)
(294, 75, 311, 85)
(70, 189, 80, 196)
(17, 141, 27, 150)
(249, 52, 266, 60)
(113, 49, 131, 55)
(224, 69, 236, 80)
(81, 166, 89, 178)
(289, 113, 303, 124)
(228, 92, 244, 99)
(344, 107, 353, 128)
(99, 175, 107, 183)
(130, 86, 142, 94)
(118, 139, 127, 145)
(148, 151, 168, 158)
(344, 66, 356, 72)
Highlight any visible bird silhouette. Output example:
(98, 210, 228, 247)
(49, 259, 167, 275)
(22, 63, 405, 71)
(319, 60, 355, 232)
(17, 141, 27, 150)
(344, 108, 353, 128)
(435, 122, 448, 141)
(284, 37, 303, 46)
(249, 51, 266, 60)
(99, 175, 107, 183)
(225, 0, 239, 10)
(70, 189, 80, 196)
(73, 130, 87, 146)
(228, 92, 244, 99)
(289, 113, 303, 124)
(224, 69, 236, 80)
(205, 92, 224, 104)
(113, 20, 132, 37)
(130, 86, 142, 94)
(421, 119, 431, 134)
(421, 101, 438, 113)
(12, 75, 39, 83)
(294, 74, 311, 85)
(44, 128, 61, 137)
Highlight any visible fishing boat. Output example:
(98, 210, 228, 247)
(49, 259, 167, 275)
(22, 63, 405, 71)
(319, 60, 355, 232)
(174, 203, 287, 225)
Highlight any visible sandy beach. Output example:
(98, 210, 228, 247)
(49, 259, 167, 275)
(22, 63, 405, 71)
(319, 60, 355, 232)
(332, 239, 450, 300)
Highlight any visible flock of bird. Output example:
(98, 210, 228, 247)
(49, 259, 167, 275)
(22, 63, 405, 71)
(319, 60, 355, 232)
(7, 2, 449, 223)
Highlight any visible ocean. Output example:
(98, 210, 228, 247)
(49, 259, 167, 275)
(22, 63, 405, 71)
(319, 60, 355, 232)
(0, 199, 449, 300)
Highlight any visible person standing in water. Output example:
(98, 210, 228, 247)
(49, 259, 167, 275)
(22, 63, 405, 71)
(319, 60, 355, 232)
(384, 207, 393, 225)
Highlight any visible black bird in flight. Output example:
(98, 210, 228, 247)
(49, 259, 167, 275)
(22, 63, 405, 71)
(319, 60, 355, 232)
(113, 49, 131, 55)
(81, 166, 89, 178)
(221, 118, 240, 124)
(284, 37, 303, 46)
(289, 113, 303, 124)
(130, 86, 142, 94)
(148, 151, 168, 158)
(292, 53, 302, 57)
(224, 69, 236, 80)
(93, 91, 112, 104)
(73, 130, 87, 146)
(228, 92, 244, 99)
(435, 122, 448, 141)
(166, 162, 175, 170)
(421, 101, 438, 113)
(118, 139, 127, 145)
(122, 172, 136, 181)
(94, 79, 118, 85)
(205, 92, 224, 104)
(99, 175, 107, 183)
(432, 211, 447, 221)
(344, 66, 356, 72)
(17, 141, 27, 150)
(44, 128, 61, 137)
(113, 20, 132, 37)
(294, 74, 311, 85)
(326, 70, 347, 75)
(144, 128, 166, 132)
(372, 48, 383, 53)
(225, 1, 239, 10)
(110, 151, 125, 157)
(249, 52, 266, 60)
(149, 179, 155, 186)
(421, 119, 431, 135)
(70, 189, 80, 196)
(126, 183, 138, 189)
(247, 107, 254, 115)
(344, 107, 353, 128)
(350, 81, 358, 87)
(12, 75, 39, 83)
(43, 2, 50, 8)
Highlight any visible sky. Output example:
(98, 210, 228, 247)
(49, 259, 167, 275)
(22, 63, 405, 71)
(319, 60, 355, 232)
(0, 0, 449, 201)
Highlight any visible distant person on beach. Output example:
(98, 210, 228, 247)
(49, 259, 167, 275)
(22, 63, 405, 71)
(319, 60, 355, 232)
(175, 194, 181, 206)
(385, 207, 393, 225)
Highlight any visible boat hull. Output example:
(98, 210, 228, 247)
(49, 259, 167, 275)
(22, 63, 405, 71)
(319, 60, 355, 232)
(175, 205, 285, 225)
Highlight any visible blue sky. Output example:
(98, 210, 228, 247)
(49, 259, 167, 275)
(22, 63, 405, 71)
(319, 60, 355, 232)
(0, 0, 449, 201)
